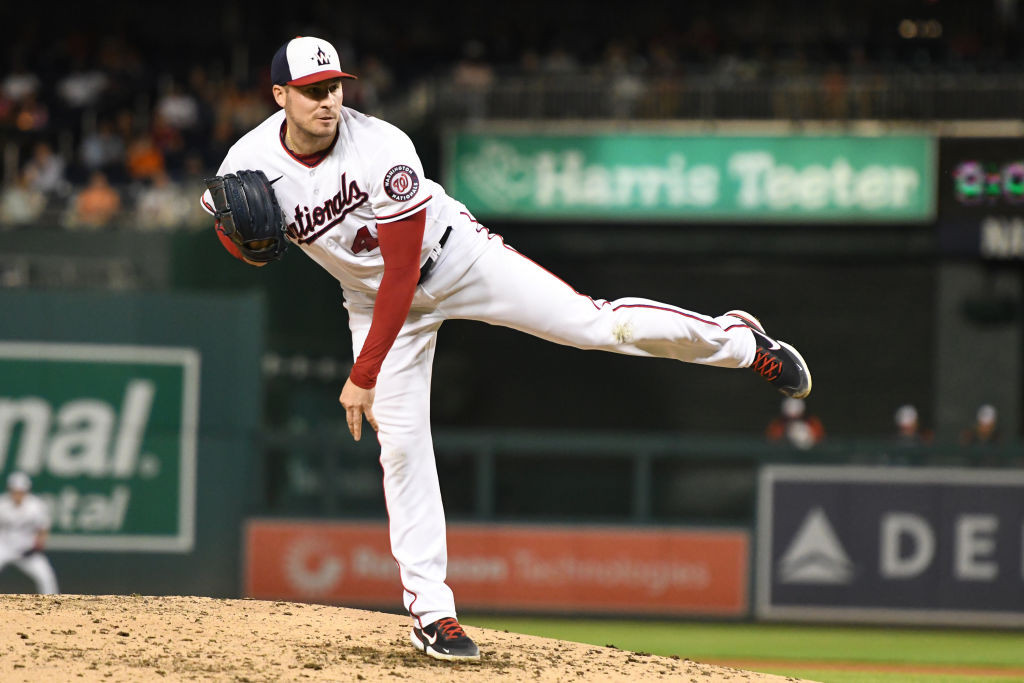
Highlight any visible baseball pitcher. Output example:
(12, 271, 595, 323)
(201, 35, 811, 662)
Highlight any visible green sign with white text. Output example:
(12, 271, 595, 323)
(446, 132, 935, 222)
(0, 342, 199, 552)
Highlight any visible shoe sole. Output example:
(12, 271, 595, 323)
(778, 339, 812, 399)
(409, 629, 482, 662)
(726, 310, 812, 399)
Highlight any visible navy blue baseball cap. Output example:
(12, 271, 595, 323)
(271, 36, 357, 86)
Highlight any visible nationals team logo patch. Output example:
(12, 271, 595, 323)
(384, 165, 419, 202)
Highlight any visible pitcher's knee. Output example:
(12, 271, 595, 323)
(566, 305, 633, 349)
(379, 434, 433, 471)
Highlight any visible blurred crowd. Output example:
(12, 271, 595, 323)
(1, 0, 1020, 231)
(764, 398, 1010, 452)
(0, 35, 395, 231)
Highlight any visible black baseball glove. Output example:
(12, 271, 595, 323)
(205, 170, 289, 263)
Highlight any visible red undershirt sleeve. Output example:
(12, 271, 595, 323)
(348, 209, 427, 389)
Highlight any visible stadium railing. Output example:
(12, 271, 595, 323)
(403, 72, 1024, 122)
(255, 426, 1024, 523)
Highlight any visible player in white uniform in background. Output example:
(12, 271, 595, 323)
(0, 472, 59, 595)
(203, 36, 811, 661)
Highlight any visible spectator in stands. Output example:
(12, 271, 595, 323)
(155, 81, 200, 133)
(153, 80, 199, 174)
(114, 109, 136, 147)
(541, 43, 581, 75)
(56, 63, 109, 111)
(79, 119, 126, 182)
(66, 170, 121, 229)
(134, 170, 187, 230)
(2, 62, 41, 131)
(219, 83, 273, 135)
(0, 170, 46, 227)
(894, 404, 932, 445)
(765, 397, 825, 450)
(602, 40, 646, 118)
(12, 92, 50, 133)
(1, 64, 40, 105)
(22, 142, 68, 199)
(961, 404, 1002, 445)
(451, 40, 496, 120)
(151, 111, 187, 176)
(641, 40, 683, 117)
(125, 133, 165, 181)
(183, 66, 217, 146)
(821, 62, 849, 119)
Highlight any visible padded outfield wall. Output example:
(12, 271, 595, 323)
(0, 290, 263, 597)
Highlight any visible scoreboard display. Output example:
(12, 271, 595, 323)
(939, 138, 1024, 259)
(951, 159, 1024, 206)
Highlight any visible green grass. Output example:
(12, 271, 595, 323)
(462, 616, 1024, 682)
(760, 671, 1024, 683)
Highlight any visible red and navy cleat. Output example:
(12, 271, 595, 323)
(726, 310, 812, 399)
(410, 617, 481, 662)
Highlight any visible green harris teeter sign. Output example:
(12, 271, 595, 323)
(446, 133, 935, 221)
(0, 343, 200, 552)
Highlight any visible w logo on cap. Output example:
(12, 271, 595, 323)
(271, 36, 357, 86)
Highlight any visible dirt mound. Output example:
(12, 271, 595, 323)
(0, 594, 816, 682)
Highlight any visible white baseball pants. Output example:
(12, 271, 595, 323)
(344, 212, 756, 627)
(0, 548, 59, 594)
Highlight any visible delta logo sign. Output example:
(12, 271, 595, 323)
(756, 465, 1024, 627)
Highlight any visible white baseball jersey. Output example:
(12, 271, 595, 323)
(0, 493, 50, 555)
(205, 103, 761, 630)
(0, 492, 59, 594)
(202, 107, 454, 295)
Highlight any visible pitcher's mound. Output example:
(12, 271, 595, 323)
(1, 594, 816, 682)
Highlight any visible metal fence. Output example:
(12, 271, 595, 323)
(420, 72, 1024, 122)
(256, 426, 1024, 524)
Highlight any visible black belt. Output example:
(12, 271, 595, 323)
(418, 225, 452, 284)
